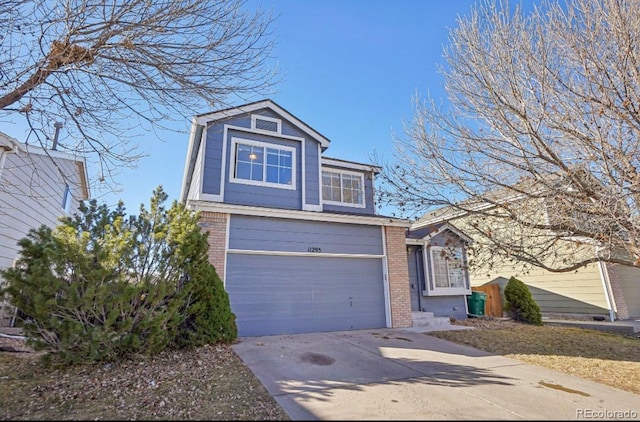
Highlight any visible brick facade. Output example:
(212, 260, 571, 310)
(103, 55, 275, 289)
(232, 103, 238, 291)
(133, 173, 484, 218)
(385, 226, 412, 328)
(605, 264, 630, 320)
(198, 211, 229, 282)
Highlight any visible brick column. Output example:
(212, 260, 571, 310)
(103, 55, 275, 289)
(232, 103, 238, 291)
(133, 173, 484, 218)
(198, 211, 229, 282)
(385, 226, 412, 328)
(605, 264, 629, 320)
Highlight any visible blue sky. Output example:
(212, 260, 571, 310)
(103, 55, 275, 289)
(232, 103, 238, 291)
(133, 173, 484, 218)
(5, 0, 536, 215)
(122, 0, 481, 215)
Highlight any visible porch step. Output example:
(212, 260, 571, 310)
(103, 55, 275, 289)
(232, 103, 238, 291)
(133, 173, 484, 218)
(411, 311, 453, 329)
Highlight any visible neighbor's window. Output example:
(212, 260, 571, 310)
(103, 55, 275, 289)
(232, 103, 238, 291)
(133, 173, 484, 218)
(231, 138, 295, 189)
(61, 184, 72, 213)
(431, 246, 466, 290)
(322, 170, 364, 207)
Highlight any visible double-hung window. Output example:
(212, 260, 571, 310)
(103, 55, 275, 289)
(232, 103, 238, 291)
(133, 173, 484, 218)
(322, 170, 365, 207)
(231, 138, 295, 189)
(425, 246, 469, 295)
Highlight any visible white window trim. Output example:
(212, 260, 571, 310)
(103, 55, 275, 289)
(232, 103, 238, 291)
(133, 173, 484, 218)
(322, 169, 366, 208)
(229, 137, 296, 190)
(424, 246, 471, 296)
(251, 115, 282, 134)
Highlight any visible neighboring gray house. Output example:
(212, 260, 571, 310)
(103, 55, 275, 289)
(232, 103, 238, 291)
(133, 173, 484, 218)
(0, 131, 89, 326)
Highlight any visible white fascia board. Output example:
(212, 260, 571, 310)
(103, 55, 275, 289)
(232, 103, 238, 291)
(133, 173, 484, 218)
(187, 200, 412, 227)
(405, 238, 424, 246)
(17, 142, 82, 163)
(0, 132, 22, 152)
(180, 119, 204, 203)
(322, 157, 381, 173)
(420, 223, 473, 244)
(195, 100, 330, 149)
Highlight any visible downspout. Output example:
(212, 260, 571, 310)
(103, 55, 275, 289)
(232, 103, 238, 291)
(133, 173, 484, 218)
(597, 260, 617, 322)
(414, 247, 423, 312)
(0, 149, 7, 180)
(0, 142, 20, 180)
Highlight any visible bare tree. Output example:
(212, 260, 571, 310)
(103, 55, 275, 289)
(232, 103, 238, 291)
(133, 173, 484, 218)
(0, 0, 277, 191)
(375, 0, 640, 272)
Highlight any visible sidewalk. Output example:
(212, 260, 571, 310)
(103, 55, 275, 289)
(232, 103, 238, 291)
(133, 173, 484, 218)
(543, 318, 640, 335)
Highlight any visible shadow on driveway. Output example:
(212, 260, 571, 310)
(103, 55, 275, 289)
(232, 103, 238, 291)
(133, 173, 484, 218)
(232, 328, 640, 420)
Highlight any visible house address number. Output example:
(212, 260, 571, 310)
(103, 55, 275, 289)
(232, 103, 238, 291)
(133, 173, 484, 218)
(307, 247, 322, 253)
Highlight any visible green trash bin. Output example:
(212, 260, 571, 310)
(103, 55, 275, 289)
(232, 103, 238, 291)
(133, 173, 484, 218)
(467, 291, 487, 316)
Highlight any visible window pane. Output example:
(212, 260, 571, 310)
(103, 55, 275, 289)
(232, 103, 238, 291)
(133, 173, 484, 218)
(260, 148, 292, 185)
(250, 146, 263, 163)
(236, 144, 265, 182)
(237, 144, 252, 162)
(322, 171, 342, 201)
(281, 152, 292, 168)
(448, 249, 465, 288)
(266, 149, 279, 165)
(236, 161, 251, 180)
(250, 162, 263, 181)
(343, 187, 353, 203)
(341, 174, 363, 204)
(322, 185, 332, 200)
(432, 249, 450, 288)
(266, 165, 279, 183)
(280, 167, 292, 185)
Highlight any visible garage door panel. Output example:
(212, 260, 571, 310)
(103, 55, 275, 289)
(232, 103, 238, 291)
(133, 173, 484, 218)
(226, 254, 385, 336)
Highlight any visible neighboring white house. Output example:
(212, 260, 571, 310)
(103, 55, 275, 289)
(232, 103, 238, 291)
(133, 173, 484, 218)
(0, 131, 90, 326)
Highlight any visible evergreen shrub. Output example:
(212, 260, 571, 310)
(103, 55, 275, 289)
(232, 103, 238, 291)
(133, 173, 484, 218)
(1, 187, 237, 365)
(503, 276, 542, 325)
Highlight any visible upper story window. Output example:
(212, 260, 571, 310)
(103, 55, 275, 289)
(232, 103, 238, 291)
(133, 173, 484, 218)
(61, 184, 72, 213)
(230, 137, 295, 190)
(251, 115, 281, 133)
(322, 170, 365, 208)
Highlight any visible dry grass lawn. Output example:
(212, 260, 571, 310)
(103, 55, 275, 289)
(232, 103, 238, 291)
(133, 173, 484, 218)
(0, 339, 289, 421)
(430, 318, 640, 396)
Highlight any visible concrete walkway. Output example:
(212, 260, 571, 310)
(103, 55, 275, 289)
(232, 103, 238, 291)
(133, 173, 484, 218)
(232, 328, 640, 420)
(543, 318, 640, 335)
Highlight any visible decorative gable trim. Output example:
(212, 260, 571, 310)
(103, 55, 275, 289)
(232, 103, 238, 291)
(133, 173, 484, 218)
(251, 114, 281, 133)
(195, 99, 330, 149)
(322, 157, 381, 173)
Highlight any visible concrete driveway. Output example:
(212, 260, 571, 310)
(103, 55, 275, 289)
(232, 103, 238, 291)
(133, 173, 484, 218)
(231, 328, 640, 420)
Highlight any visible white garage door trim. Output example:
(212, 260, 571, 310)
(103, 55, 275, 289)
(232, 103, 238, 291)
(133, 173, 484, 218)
(226, 246, 391, 335)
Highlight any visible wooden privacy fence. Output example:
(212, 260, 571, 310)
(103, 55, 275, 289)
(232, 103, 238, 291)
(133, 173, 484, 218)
(472, 284, 503, 317)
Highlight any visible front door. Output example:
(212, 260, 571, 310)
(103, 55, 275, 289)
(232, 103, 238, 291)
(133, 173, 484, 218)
(408, 246, 424, 312)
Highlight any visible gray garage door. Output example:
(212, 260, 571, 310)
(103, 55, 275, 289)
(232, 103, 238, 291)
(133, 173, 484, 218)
(226, 253, 386, 336)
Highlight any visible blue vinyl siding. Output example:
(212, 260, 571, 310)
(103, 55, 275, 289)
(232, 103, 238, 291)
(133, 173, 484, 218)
(304, 140, 321, 207)
(229, 215, 383, 255)
(420, 295, 468, 320)
(201, 107, 325, 211)
(202, 124, 226, 196)
(226, 254, 385, 336)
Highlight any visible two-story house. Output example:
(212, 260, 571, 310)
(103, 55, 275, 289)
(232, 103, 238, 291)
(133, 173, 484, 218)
(0, 130, 90, 326)
(180, 100, 421, 337)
